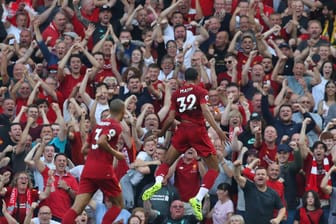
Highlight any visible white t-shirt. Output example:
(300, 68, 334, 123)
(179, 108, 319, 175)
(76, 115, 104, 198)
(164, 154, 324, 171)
(88, 99, 109, 124)
(31, 218, 60, 224)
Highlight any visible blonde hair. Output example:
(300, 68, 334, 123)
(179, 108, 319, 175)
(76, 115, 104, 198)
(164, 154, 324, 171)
(229, 214, 245, 224)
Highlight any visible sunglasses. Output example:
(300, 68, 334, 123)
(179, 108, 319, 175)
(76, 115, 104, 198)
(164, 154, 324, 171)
(224, 60, 232, 65)
(172, 205, 184, 208)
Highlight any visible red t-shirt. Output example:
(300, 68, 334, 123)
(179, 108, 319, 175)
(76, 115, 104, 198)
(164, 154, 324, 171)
(81, 117, 122, 179)
(3, 187, 39, 224)
(236, 52, 263, 73)
(257, 142, 277, 168)
(40, 167, 79, 220)
(42, 22, 61, 47)
(59, 73, 84, 99)
(190, 0, 213, 17)
(303, 154, 332, 200)
(69, 132, 85, 166)
(171, 83, 208, 126)
(81, 8, 99, 23)
(174, 158, 200, 202)
(151, 80, 164, 113)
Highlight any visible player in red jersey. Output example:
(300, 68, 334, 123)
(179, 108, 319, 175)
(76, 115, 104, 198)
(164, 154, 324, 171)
(62, 99, 126, 224)
(142, 68, 227, 221)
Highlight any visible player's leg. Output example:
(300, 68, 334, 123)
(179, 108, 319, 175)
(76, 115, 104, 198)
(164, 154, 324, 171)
(102, 193, 124, 224)
(142, 145, 181, 200)
(62, 192, 93, 224)
(189, 154, 219, 221)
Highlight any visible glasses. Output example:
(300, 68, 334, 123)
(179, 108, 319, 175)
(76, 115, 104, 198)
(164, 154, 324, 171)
(300, 101, 310, 104)
(224, 60, 232, 65)
(39, 212, 51, 215)
(167, 45, 177, 49)
(172, 205, 184, 208)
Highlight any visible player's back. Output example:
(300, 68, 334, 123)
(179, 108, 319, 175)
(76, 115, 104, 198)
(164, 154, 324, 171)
(82, 118, 122, 178)
(172, 83, 207, 125)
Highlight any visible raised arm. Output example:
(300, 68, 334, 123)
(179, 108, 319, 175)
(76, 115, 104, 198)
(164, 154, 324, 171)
(271, 56, 287, 84)
(15, 117, 34, 155)
(57, 44, 76, 82)
(241, 50, 258, 86)
(227, 30, 242, 55)
(24, 143, 40, 167)
(32, 142, 45, 173)
(72, 0, 90, 27)
(125, 5, 143, 31)
(220, 96, 232, 126)
(201, 102, 228, 142)
(37, 0, 58, 25)
(0, 47, 10, 85)
(51, 103, 67, 141)
(298, 117, 311, 159)
(192, 21, 209, 44)
(27, 81, 41, 106)
(78, 68, 93, 107)
(233, 160, 247, 188)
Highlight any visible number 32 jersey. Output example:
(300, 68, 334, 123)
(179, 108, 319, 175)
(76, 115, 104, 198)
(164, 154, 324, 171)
(81, 118, 122, 179)
(171, 83, 208, 126)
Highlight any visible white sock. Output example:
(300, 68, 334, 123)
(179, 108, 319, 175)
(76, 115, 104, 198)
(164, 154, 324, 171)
(155, 175, 164, 184)
(195, 187, 209, 202)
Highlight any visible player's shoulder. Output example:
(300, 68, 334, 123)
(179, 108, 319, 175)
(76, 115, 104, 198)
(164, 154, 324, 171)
(99, 118, 120, 126)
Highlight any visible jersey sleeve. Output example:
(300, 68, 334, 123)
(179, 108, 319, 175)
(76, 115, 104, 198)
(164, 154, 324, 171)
(101, 122, 121, 142)
(170, 92, 177, 111)
(197, 87, 208, 105)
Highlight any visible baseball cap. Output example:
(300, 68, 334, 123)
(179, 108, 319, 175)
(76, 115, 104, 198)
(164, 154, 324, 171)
(277, 144, 292, 153)
(250, 112, 261, 121)
(279, 42, 290, 49)
(63, 32, 79, 40)
(100, 4, 111, 13)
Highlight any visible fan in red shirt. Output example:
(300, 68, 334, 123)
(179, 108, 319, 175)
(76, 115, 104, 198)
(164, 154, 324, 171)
(142, 68, 228, 221)
(62, 99, 126, 224)
(228, 31, 264, 73)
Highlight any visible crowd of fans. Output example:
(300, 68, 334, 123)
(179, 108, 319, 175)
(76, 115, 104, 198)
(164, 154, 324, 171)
(0, 0, 335, 223)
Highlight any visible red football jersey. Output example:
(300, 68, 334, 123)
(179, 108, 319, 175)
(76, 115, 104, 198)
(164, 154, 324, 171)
(171, 83, 208, 126)
(81, 117, 122, 179)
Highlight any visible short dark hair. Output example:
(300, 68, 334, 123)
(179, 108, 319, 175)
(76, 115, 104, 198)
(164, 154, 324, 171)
(217, 182, 230, 191)
(174, 24, 185, 32)
(184, 68, 198, 81)
(279, 104, 292, 112)
(109, 99, 125, 115)
(36, 98, 49, 106)
(27, 104, 38, 111)
(69, 54, 82, 63)
(148, 63, 160, 70)
(96, 82, 108, 90)
(54, 153, 67, 161)
(311, 141, 327, 152)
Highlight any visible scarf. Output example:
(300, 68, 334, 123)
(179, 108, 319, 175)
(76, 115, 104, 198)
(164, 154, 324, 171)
(7, 187, 32, 215)
(306, 157, 331, 193)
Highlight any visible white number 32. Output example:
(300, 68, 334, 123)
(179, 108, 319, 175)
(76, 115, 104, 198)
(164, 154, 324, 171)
(177, 94, 197, 113)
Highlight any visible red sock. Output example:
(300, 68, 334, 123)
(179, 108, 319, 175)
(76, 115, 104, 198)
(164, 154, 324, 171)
(202, 169, 219, 189)
(61, 208, 78, 224)
(155, 163, 170, 177)
(102, 206, 121, 224)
